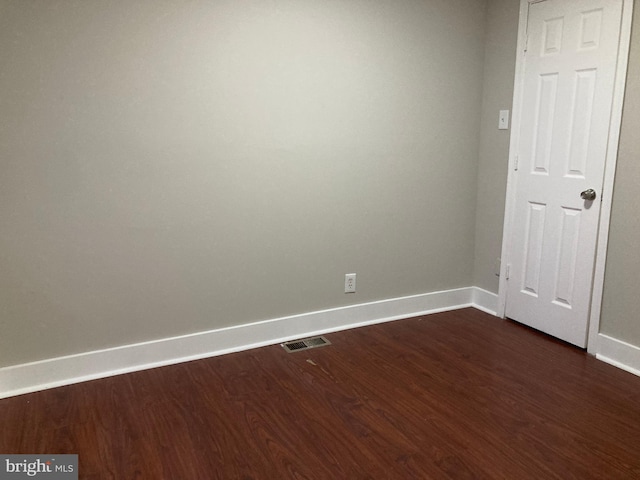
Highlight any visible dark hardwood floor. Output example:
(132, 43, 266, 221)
(1, 308, 640, 479)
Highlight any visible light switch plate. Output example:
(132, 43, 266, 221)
(499, 110, 510, 130)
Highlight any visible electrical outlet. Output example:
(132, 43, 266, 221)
(345, 273, 356, 293)
(499, 109, 510, 130)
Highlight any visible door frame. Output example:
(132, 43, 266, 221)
(497, 0, 635, 354)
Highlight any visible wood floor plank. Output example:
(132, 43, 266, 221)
(1, 308, 640, 479)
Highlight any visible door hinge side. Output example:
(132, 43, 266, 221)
(514, 155, 519, 171)
(505, 264, 511, 280)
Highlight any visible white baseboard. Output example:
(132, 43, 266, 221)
(471, 287, 499, 315)
(596, 333, 640, 378)
(0, 286, 497, 399)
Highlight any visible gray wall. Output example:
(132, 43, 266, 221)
(473, 0, 519, 293)
(0, 0, 487, 366)
(600, 3, 640, 346)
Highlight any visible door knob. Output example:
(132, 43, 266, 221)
(581, 189, 597, 201)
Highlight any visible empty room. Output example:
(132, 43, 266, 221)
(1, 0, 639, 478)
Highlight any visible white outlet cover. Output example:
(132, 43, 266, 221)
(345, 273, 356, 293)
(499, 110, 510, 130)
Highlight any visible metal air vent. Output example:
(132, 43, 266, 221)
(281, 336, 331, 353)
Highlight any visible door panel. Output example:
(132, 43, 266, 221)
(506, 0, 623, 347)
(522, 201, 546, 297)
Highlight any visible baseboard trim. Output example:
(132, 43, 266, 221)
(596, 333, 640, 378)
(0, 286, 497, 399)
(471, 287, 498, 316)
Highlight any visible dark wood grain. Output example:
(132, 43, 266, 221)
(1, 308, 640, 479)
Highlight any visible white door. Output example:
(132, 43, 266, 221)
(505, 0, 624, 347)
